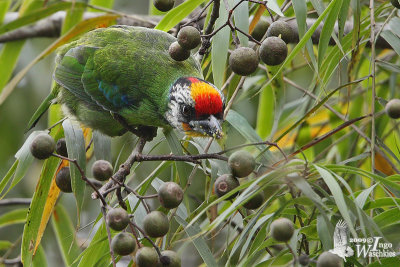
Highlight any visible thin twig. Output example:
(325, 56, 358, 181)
(0, 198, 31, 206)
(101, 206, 116, 267)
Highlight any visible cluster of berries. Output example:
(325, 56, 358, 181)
(169, 26, 201, 62)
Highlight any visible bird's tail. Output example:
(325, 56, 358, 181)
(26, 84, 59, 132)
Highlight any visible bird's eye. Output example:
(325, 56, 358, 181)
(181, 105, 192, 118)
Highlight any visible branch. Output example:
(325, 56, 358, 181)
(0, 12, 393, 49)
(0, 198, 31, 206)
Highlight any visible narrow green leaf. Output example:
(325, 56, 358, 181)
(155, 0, 207, 31)
(233, 0, 248, 47)
(373, 208, 400, 228)
(266, 0, 284, 17)
(211, 0, 230, 89)
(0, 0, 11, 24)
(0, 240, 12, 251)
(32, 245, 48, 267)
(376, 60, 400, 73)
(0, 208, 27, 228)
(89, 0, 114, 10)
(175, 216, 218, 267)
(93, 131, 111, 162)
(51, 205, 81, 267)
(0, 160, 18, 198)
(256, 82, 274, 139)
(355, 183, 378, 209)
(381, 30, 400, 56)
(163, 129, 187, 184)
(62, 119, 86, 223)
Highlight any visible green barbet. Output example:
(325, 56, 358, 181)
(30, 26, 224, 139)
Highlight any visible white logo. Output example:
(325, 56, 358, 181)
(329, 220, 354, 261)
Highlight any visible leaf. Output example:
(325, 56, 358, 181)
(0, 14, 119, 105)
(51, 205, 81, 267)
(163, 129, 187, 184)
(0, 240, 12, 251)
(381, 30, 400, 56)
(355, 183, 378, 209)
(0, 2, 86, 35)
(93, 131, 112, 162)
(0, 208, 27, 228)
(373, 208, 400, 228)
(0, 0, 10, 24)
(175, 216, 218, 267)
(211, 0, 230, 89)
(233, 0, 248, 47)
(32, 245, 48, 267)
(63, 119, 86, 221)
(0, 160, 17, 198)
(155, 0, 207, 31)
(266, 0, 284, 17)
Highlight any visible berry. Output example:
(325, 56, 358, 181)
(111, 232, 136, 256)
(160, 250, 181, 267)
(214, 174, 240, 200)
(228, 150, 255, 178)
(30, 133, 55, 160)
(392, 0, 400, 9)
(55, 138, 68, 157)
(177, 26, 201, 50)
(55, 167, 72, 193)
(270, 217, 294, 242)
(136, 247, 160, 267)
(158, 182, 184, 209)
(316, 252, 343, 267)
(229, 47, 259, 76)
(385, 99, 400, 119)
(266, 21, 294, 44)
(154, 0, 174, 12)
(243, 188, 264, 210)
(251, 17, 270, 41)
(92, 160, 113, 181)
(143, 211, 169, 238)
(298, 254, 310, 266)
(107, 208, 130, 231)
(259, 37, 288, 66)
(169, 42, 190, 61)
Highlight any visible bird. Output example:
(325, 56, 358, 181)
(329, 220, 354, 261)
(28, 26, 225, 140)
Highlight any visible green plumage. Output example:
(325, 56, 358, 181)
(31, 26, 203, 136)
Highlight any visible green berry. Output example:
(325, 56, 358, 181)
(55, 167, 72, 193)
(107, 208, 130, 231)
(270, 217, 294, 242)
(259, 37, 288, 66)
(243, 188, 264, 210)
(55, 138, 68, 157)
(30, 133, 56, 160)
(158, 182, 184, 209)
(136, 247, 160, 267)
(228, 150, 256, 178)
(169, 41, 190, 61)
(160, 250, 181, 267)
(392, 0, 400, 9)
(214, 174, 240, 200)
(143, 211, 169, 238)
(177, 26, 201, 50)
(229, 47, 259, 76)
(385, 99, 400, 119)
(266, 21, 294, 44)
(92, 160, 113, 181)
(154, 0, 174, 12)
(111, 232, 136, 256)
(316, 252, 343, 267)
(251, 17, 270, 41)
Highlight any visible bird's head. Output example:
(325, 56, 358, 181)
(166, 77, 225, 138)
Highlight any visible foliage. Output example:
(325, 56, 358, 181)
(1, 0, 400, 266)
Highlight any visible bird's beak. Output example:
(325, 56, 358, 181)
(189, 115, 223, 139)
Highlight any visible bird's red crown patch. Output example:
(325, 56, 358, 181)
(190, 79, 223, 117)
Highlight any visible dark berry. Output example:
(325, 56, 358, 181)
(229, 47, 259, 76)
(136, 247, 160, 267)
(214, 174, 240, 200)
(266, 21, 294, 44)
(270, 217, 294, 242)
(30, 133, 55, 160)
(299, 254, 310, 266)
(385, 99, 400, 119)
(111, 232, 136, 256)
(154, 0, 174, 12)
(160, 250, 181, 267)
(243, 188, 264, 210)
(251, 17, 270, 41)
(316, 252, 343, 267)
(259, 37, 288, 66)
(392, 0, 400, 9)
(107, 208, 130, 231)
(228, 150, 256, 178)
(143, 211, 169, 238)
(177, 26, 201, 50)
(55, 138, 68, 157)
(169, 41, 190, 61)
(55, 167, 72, 193)
(92, 160, 113, 181)
(158, 182, 184, 209)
